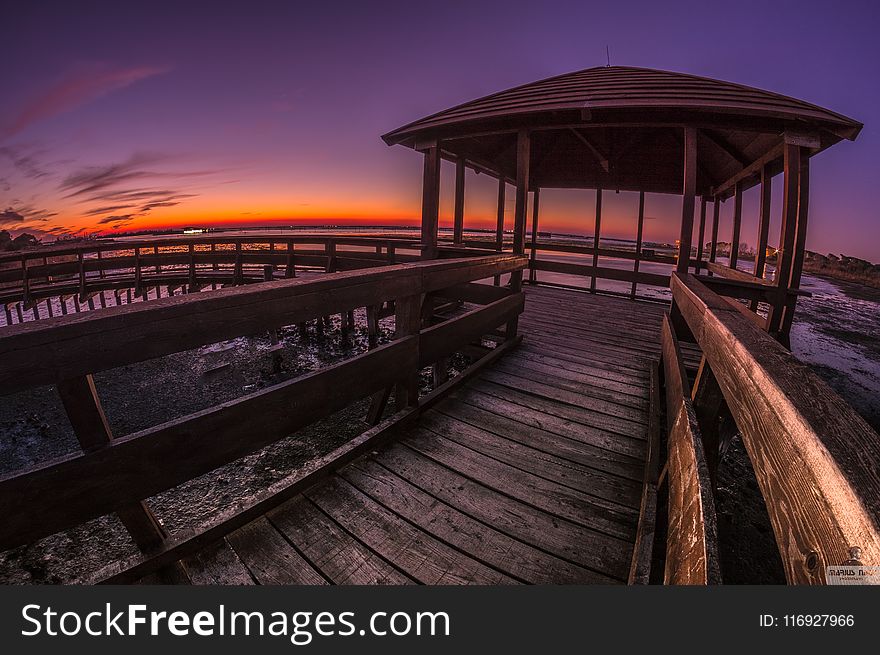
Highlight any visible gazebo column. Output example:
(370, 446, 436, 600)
(696, 196, 707, 273)
(730, 181, 743, 269)
(493, 176, 506, 286)
(767, 143, 801, 337)
(780, 154, 810, 339)
(528, 188, 540, 284)
(453, 157, 465, 245)
(631, 191, 646, 299)
(418, 140, 441, 260)
(750, 166, 773, 310)
(507, 129, 530, 338)
(590, 188, 603, 293)
(708, 197, 720, 272)
(754, 166, 772, 279)
(677, 127, 697, 274)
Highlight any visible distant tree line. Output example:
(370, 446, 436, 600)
(0, 231, 39, 252)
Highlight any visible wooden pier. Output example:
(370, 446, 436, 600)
(1, 66, 878, 585)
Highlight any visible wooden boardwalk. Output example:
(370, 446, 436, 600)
(181, 286, 686, 585)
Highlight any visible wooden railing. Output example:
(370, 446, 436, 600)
(0, 235, 439, 323)
(662, 271, 880, 584)
(444, 236, 677, 299)
(0, 254, 527, 570)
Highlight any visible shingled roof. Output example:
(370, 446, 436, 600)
(382, 66, 861, 196)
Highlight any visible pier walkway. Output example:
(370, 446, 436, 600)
(179, 286, 685, 585)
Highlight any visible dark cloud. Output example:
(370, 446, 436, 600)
(140, 200, 180, 212)
(60, 152, 215, 199)
(1, 208, 25, 222)
(0, 145, 50, 180)
(97, 214, 135, 225)
(84, 204, 138, 216)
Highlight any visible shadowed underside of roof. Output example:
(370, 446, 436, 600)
(382, 66, 862, 197)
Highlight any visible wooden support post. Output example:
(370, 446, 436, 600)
(730, 181, 743, 269)
(780, 155, 810, 340)
(677, 127, 697, 274)
(188, 243, 196, 289)
(77, 251, 86, 300)
(21, 257, 30, 307)
(494, 176, 506, 285)
(97, 249, 105, 278)
(709, 198, 720, 267)
(696, 196, 707, 273)
(767, 144, 801, 336)
(631, 191, 646, 299)
(419, 141, 441, 260)
(394, 294, 422, 409)
(55, 376, 174, 554)
(286, 239, 296, 278)
(590, 188, 602, 293)
(366, 304, 380, 349)
(154, 246, 160, 273)
(754, 166, 772, 281)
(234, 242, 243, 285)
(691, 356, 726, 487)
(507, 129, 529, 338)
(325, 240, 337, 273)
(453, 157, 465, 244)
(528, 188, 540, 284)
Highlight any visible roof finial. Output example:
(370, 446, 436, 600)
(606, 45, 611, 67)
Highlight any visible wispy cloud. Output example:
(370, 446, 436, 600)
(2, 64, 171, 139)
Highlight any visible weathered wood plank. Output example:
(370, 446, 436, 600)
(307, 475, 514, 584)
(227, 518, 326, 585)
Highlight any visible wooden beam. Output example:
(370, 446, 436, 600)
(420, 142, 441, 260)
(569, 127, 610, 172)
(453, 157, 465, 244)
(701, 129, 750, 166)
(730, 181, 743, 269)
(677, 127, 697, 274)
(710, 142, 784, 199)
(56, 375, 171, 553)
(590, 188, 603, 292)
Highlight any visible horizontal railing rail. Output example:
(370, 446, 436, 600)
(0, 253, 527, 555)
(669, 271, 880, 584)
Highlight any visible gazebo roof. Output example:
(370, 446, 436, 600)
(382, 66, 862, 197)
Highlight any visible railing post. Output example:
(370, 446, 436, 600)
(695, 196, 706, 274)
(708, 197, 720, 271)
(394, 293, 423, 410)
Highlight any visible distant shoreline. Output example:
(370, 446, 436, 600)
(802, 251, 880, 289)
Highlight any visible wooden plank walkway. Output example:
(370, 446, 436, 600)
(184, 285, 691, 585)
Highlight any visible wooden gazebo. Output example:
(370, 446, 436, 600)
(383, 65, 862, 340)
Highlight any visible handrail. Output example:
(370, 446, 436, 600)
(670, 272, 880, 583)
(0, 253, 527, 552)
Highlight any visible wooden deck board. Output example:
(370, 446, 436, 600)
(184, 286, 668, 585)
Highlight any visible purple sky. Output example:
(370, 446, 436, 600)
(2, 0, 878, 260)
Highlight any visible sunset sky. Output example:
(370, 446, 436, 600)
(2, 0, 878, 260)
